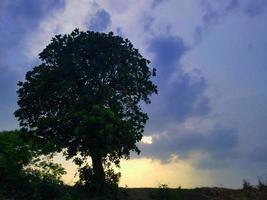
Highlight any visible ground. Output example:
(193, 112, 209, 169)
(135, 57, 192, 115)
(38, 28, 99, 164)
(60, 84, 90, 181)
(1, 186, 266, 199)
(125, 187, 267, 200)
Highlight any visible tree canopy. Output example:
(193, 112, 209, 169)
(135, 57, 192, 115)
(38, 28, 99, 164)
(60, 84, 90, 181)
(15, 29, 157, 194)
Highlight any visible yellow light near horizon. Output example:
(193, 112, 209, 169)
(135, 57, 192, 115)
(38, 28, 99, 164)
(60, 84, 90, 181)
(118, 157, 211, 188)
(55, 152, 212, 188)
(53, 154, 79, 185)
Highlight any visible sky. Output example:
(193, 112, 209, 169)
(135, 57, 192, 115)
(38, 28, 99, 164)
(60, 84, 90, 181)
(1, 0, 267, 188)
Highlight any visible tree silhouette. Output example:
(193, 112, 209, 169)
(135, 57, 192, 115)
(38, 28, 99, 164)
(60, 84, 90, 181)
(15, 29, 157, 193)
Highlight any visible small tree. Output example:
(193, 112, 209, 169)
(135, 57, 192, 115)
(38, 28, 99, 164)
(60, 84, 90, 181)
(0, 130, 67, 199)
(0, 130, 33, 192)
(15, 29, 157, 193)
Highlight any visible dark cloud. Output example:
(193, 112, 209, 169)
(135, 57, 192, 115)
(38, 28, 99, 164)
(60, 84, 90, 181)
(142, 14, 171, 35)
(139, 33, 239, 168)
(89, 9, 111, 32)
(145, 72, 210, 132)
(0, 0, 64, 61)
(0, 0, 64, 131)
(246, 146, 267, 164)
(148, 35, 188, 81)
(115, 27, 123, 37)
(140, 126, 238, 166)
(197, 158, 230, 169)
(0, 0, 65, 58)
(145, 35, 210, 131)
(193, 26, 203, 44)
(225, 0, 239, 13)
(197, 143, 267, 169)
(3, 0, 64, 24)
(0, 0, 65, 70)
(201, 0, 239, 28)
(202, 9, 219, 27)
(244, 0, 267, 17)
(165, 74, 210, 120)
(152, 0, 165, 8)
(195, 0, 239, 45)
(143, 16, 155, 33)
(0, 0, 64, 34)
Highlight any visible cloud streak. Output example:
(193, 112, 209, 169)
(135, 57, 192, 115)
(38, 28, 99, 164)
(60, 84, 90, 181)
(140, 125, 238, 166)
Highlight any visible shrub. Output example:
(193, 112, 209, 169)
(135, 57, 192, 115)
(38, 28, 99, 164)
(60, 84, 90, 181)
(243, 179, 254, 190)
(257, 176, 267, 191)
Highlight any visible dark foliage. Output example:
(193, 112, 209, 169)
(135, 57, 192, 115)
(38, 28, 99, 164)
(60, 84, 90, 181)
(77, 163, 121, 199)
(15, 29, 157, 195)
(0, 130, 69, 199)
(0, 130, 33, 196)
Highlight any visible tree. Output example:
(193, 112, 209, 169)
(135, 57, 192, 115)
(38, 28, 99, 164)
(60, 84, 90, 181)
(0, 130, 67, 199)
(0, 130, 33, 188)
(15, 29, 157, 193)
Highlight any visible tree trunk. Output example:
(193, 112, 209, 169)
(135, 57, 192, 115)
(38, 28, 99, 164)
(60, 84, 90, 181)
(91, 153, 105, 193)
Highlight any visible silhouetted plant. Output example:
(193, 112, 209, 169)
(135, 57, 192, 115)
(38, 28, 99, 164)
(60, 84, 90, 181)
(257, 176, 267, 191)
(15, 29, 157, 195)
(243, 179, 253, 190)
(25, 156, 66, 184)
(77, 162, 121, 199)
(0, 130, 34, 197)
(149, 184, 173, 200)
(0, 130, 70, 199)
(158, 184, 171, 200)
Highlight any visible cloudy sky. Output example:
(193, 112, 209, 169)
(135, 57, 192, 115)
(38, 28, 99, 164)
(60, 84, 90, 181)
(1, 0, 267, 188)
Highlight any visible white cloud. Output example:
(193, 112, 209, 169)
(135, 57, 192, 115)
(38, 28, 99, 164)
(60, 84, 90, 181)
(25, 0, 97, 59)
(141, 136, 153, 144)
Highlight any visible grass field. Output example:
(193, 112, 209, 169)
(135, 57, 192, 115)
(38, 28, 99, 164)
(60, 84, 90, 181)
(124, 186, 267, 200)
(1, 186, 266, 199)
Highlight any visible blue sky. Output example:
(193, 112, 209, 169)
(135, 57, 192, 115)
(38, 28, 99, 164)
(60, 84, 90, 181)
(1, 0, 267, 188)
